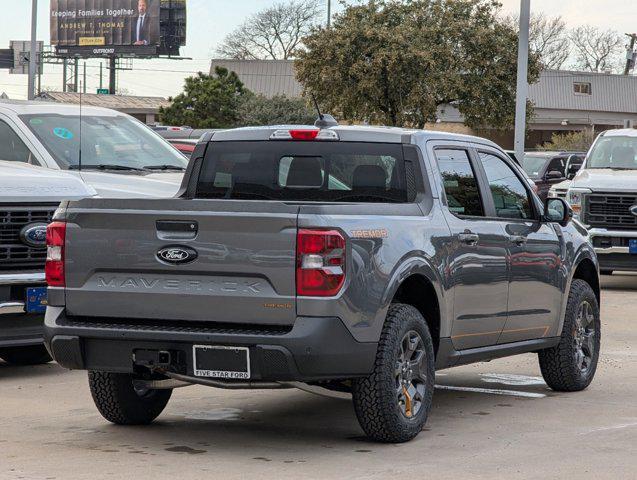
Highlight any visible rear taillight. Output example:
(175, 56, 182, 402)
(46, 222, 66, 287)
(296, 229, 346, 297)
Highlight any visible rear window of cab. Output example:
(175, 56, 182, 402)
(196, 141, 410, 203)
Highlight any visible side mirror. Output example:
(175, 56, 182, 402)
(567, 163, 582, 179)
(544, 197, 572, 226)
(545, 170, 563, 180)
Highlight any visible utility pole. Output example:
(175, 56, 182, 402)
(514, 0, 530, 164)
(624, 33, 637, 75)
(28, 0, 38, 100)
(327, 0, 331, 27)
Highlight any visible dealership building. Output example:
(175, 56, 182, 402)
(210, 59, 637, 148)
(36, 92, 170, 125)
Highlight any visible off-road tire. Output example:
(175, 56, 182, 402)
(352, 303, 435, 443)
(88, 371, 172, 425)
(0, 345, 52, 366)
(538, 279, 600, 392)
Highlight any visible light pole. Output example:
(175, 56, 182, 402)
(514, 0, 530, 163)
(28, 0, 38, 100)
(327, 0, 331, 27)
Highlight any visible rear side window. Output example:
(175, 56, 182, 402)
(196, 141, 410, 203)
(0, 120, 36, 164)
(435, 149, 484, 217)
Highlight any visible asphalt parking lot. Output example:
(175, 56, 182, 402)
(2, 275, 636, 480)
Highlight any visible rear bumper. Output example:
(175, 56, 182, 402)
(588, 228, 637, 271)
(44, 307, 378, 382)
(0, 272, 46, 348)
(0, 307, 45, 348)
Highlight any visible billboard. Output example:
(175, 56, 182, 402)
(51, 0, 161, 50)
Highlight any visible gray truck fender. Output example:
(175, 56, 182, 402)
(379, 254, 449, 336)
(556, 244, 600, 335)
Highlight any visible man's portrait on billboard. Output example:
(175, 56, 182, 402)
(132, 0, 159, 46)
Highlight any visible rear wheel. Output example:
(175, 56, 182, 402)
(352, 303, 435, 443)
(0, 345, 52, 366)
(88, 371, 172, 425)
(538, 279, 600, 391)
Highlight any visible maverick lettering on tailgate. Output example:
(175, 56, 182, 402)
(97, 276, 262, 293)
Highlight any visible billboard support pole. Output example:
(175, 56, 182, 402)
(109, 57, 116, 94)
(73, 58, 79, 92)
(62, 59, 67, 93)
(28, 0, 38, 100)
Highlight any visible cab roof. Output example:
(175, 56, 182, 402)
(0, 99, 121, 117)
(600, 128, 637, 138)
(209, 124, 502, 149)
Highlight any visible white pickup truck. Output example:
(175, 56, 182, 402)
(565, 128, 637, 274)
(0, 100, 188, 364)
(0, 161, 94, 365)
(0, 100, 187, 197)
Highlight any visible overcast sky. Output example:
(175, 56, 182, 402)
(1, 0, 635, 99)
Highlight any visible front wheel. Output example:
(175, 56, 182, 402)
(538, 279, 600, 392)
(352, 303, 435, 443)
(0, 345, 52, 366)
(88, 371, 172, 425)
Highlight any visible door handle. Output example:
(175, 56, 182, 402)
(509, 235, 527, 246)
(458, 233, 479, 246)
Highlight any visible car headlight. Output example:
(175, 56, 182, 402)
(567, 188, 591, 216)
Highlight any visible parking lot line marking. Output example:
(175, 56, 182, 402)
(480, 373, 546, 386)
(581, 422, 637, 434)
(435, 384, 546, 398)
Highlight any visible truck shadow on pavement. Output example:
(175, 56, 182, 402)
(50, 379, 552, 459)
(600, 273, 637, 291)
(0, 360, 62, 380)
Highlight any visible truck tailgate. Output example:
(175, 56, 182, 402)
(63, 199, 299, 326)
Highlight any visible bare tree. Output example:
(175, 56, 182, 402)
(529, 14, 570, 70)
(503, 13, 570, 70)
(569, 26, 623, 72)
(216, 0, 322, 60)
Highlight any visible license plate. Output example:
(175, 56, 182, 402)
(630, 240, 637, 254)
(193, 345, 250, 379)
(25, 287, 48, 314)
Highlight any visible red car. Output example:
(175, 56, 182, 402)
(167, 139, 198, 158)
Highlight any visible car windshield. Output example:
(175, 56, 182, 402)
(522, 155, 550, 178)
(19, 114, 188, 171)
(588, 136, 637, 170)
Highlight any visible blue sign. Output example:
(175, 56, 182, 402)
(53, 127, 74, 140)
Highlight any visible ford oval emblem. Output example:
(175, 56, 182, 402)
(157, 246, 198, 265)
(20, 223, 48, 249)
(630, 205, 637, 217)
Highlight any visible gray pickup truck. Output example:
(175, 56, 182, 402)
(44, 123, 601, 443)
